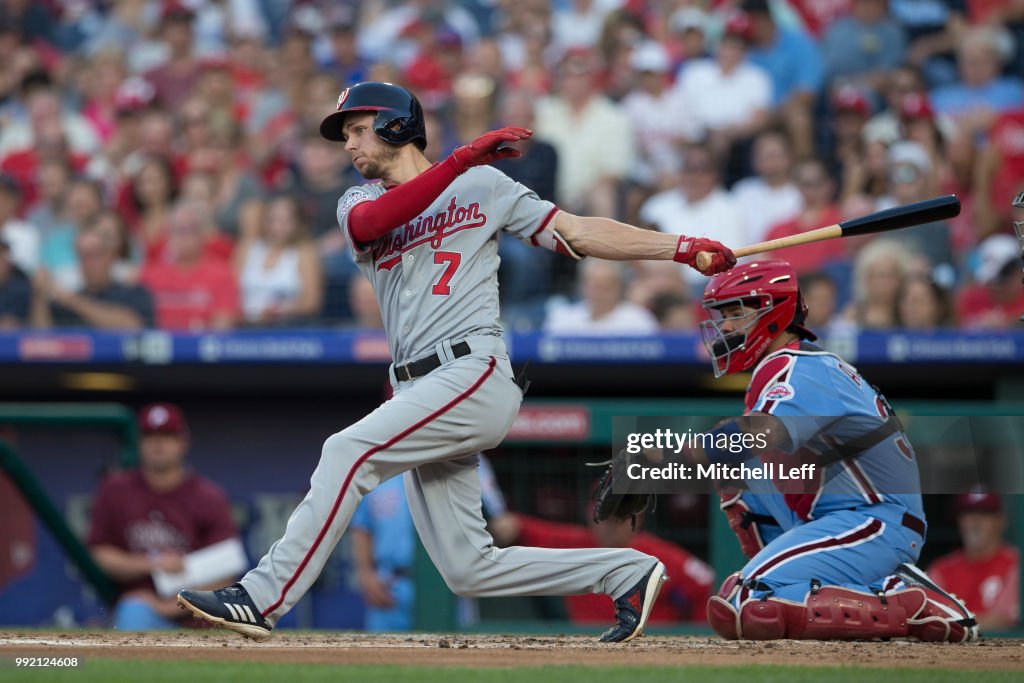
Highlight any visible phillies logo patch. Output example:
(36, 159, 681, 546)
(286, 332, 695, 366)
(336, 88, 350, 110)
(764, 383, 795, 402)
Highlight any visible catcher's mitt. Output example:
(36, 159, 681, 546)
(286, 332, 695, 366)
(590, 448, 656, 528)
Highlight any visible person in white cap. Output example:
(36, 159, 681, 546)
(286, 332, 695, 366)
(877, 141, 953, 270)
(621, 41, 700, 193)
(956, 234, 1024, 329)
(675, 13, 771, 169)
(668, 7, 711, 64)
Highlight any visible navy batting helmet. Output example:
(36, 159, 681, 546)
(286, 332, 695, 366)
(320, 82, 427, 150)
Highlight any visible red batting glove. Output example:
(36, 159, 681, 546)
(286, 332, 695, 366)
(447, 127, 532, 173)
(672, 235, 737, 275)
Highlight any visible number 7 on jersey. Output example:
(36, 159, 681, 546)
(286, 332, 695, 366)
(432, 251, 462, 296)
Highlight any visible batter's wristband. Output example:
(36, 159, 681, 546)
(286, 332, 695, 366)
(672, 235, 694, 264)
(704, 420, 751, 465)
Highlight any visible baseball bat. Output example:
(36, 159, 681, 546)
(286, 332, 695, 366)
(695, 195, 961, 272)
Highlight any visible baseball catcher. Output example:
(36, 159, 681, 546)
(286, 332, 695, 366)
(597, 260, 978, 642)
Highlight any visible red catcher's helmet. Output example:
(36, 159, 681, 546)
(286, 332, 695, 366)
(700, 260, 816, 377)
(319, 82, 427, 150)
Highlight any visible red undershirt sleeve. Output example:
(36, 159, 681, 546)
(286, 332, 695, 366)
(348, 157, 461, 245)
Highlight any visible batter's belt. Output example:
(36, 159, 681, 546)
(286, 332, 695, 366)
(394, 340, 472, 381)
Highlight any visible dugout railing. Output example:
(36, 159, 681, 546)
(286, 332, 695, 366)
(0, 403, 139, 608)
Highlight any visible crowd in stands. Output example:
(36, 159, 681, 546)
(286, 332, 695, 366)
(1, 0, 1023, 335)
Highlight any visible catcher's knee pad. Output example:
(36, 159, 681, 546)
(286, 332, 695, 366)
(715, 585, 932, 641)
(905, 587, 978, 643)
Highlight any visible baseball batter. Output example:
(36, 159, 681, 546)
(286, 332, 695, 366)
(688, 260, 978, 641)
(178, 82, 736, 642)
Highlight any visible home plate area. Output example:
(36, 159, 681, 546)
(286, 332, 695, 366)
(1, 632, 1022, 670)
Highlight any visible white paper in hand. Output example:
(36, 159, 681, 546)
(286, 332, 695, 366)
(152, 538, 248, 598)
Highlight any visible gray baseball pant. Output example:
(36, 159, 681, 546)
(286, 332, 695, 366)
(241, 335, 657, 626)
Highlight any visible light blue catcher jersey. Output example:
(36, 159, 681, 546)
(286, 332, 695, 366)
(742, 342, 924, 528)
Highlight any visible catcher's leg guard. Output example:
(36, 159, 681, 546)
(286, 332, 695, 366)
(895, 563, 979, 642)
(713, 583, 930, 640)
(707, 573, 743, 640)
(786, 586, 924, 640)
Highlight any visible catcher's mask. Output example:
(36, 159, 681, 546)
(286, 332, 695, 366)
(320, 81, 427, 150)
(700, 260, 816, 377)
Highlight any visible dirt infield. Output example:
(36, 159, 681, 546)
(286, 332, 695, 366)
(2, 632, 1023, 670)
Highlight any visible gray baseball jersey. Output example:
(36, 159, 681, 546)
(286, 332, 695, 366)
(239, 165, 659, 627)
(337, 166, 557, 364)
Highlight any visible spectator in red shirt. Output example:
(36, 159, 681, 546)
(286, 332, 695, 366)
(139, 201, 239, 331)
(489, 508, 713, 624)
(402, 23, 463, 110)
(87, 403, 241, 631)
(957, 234, 1024, 329)
(928, 491, 1020, 631)
(762, 158, 846, 274)
(976, 108, 1024, 234)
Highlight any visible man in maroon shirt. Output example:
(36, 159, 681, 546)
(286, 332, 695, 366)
(87, 403, 239, 630)
(143, 3, 202, 111)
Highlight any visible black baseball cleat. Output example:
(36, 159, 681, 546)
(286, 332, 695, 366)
(177, 584, 273, 640)
(600, 561, 668, 643)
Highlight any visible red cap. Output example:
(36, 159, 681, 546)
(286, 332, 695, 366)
(399, 19, 430, 38)
(833, 85, 871, 116)
(900, 93, 934, 120)
(956, 489, 1003, 515)
(723, 12, 754, 42)
(138, 403, 188, 436)
(161, 1, 195, 23)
